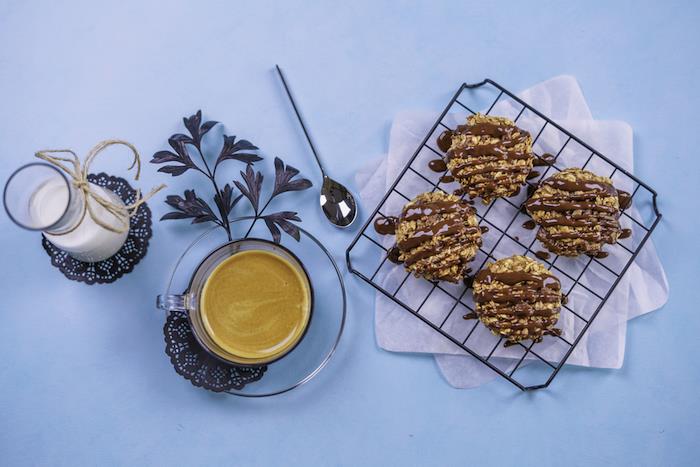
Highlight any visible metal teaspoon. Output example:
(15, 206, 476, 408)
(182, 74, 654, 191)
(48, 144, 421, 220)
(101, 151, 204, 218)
(275, 65, 358, 228)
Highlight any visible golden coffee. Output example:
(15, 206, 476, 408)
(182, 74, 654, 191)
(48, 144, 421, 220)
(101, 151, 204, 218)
(200, 250, 311, 362)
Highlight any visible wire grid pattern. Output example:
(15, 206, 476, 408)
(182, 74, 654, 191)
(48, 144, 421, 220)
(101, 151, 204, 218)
(346, 79, 662, 390)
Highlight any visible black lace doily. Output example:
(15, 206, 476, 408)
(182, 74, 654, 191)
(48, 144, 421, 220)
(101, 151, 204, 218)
(163, 310, 267, 392)
(42, 172, 152, 285)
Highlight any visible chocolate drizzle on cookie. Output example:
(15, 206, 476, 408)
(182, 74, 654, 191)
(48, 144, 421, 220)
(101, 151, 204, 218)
(387, 246, 402, 264)
(525, 169, 623, 257)
(540, 177, 618, 196)
(395, 192, 482, 283)
(463, 275, 475, 289)
(436, 130, 454, 152)
(475, 269, 561, 290)
(533, 153, 556, 166)
(445, 114, 534, 202)
(374, 216, 398, 235)
(473, 256, 562, 344)
(618, 190, 632, 210)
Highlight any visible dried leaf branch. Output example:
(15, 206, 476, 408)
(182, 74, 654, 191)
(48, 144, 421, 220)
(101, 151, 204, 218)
(152, 111, 312, 243)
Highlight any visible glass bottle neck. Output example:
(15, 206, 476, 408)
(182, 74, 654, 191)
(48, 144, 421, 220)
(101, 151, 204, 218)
(45, 183, 86, 235)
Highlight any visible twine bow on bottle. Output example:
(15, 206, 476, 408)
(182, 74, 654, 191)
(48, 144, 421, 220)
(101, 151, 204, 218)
(35, 140, 166, 234)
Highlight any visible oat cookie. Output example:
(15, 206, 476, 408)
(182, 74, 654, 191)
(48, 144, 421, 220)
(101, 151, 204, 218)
(525, 168, 622, 257)
(445, 113, 534, 203)
(473, 255, 562, 344)
(396, 191, 481, 283)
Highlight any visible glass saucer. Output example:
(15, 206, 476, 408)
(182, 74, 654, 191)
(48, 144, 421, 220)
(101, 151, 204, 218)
(162, 217, 346, 397)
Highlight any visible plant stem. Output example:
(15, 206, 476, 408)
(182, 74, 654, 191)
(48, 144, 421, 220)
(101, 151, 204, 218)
(194, 144, 232, 241)
(194, 142, 214, 178)
(243, 196, 274, 238)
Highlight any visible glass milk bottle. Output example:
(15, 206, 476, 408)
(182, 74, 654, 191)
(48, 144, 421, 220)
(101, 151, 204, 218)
(4, 163, 128, 262)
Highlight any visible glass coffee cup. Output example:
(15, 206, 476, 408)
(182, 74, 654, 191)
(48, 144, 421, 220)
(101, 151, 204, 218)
(157, 238, 314, 366)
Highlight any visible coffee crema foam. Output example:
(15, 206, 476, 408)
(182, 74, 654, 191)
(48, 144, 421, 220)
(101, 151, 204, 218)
(200, 250, 311, 363)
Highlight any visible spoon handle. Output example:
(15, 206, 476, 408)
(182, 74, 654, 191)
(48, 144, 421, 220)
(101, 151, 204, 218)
(275, 65, 326, 177)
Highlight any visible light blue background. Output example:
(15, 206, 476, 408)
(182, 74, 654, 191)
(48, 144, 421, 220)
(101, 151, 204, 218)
(0, 1, 697, 466)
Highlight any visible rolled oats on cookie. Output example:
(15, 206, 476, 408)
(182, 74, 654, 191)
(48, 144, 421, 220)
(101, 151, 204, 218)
(525, 168, 622, 257)
(473, 255, 562, 345)
(396, 191, 482, 283)
(443, 114, 534, 203)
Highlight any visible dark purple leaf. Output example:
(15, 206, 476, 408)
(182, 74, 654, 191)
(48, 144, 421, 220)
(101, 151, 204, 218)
(157, 133, 198, 175)
(234, 164, 263, 212)
(183, 110, 220, 147)
(200, 120, 218, 137)
(264, 218, 282, 243)
(183, 110, 202, 144)
(216, 135, 262, 167)
(272, 157, 313, 197)
(160, 189, 219, 225)
(268, 211, 301, 221)
(263, 211, 302, 242)
(150, 150, 181, 164)
(230, 193, 244, 211)
(168, 135, 194, 162)
(222, 153, 263, 164)
(275, 157, 296, 177)
(169, 133, 193, 149)
(280, 178, 312, 193)
(231, 139, 258, 151)
(213, 183, 241, 220)
(276, 219, 301, 241)
(158, 165, 190, 176)
(191, 215, 216, 224)
(160, 211, 192, 220)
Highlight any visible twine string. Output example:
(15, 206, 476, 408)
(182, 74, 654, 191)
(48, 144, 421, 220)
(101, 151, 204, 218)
(35, 140, 166, 235)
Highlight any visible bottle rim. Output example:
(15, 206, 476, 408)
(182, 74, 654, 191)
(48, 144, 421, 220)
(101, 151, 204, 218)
(3, 162, 73, 231)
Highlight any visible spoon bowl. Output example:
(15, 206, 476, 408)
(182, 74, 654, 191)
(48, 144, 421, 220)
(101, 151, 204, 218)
(320, 176, 357, 228)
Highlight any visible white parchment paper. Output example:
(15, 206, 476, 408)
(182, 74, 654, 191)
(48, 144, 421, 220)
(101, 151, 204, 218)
(355, 76, 669, 388)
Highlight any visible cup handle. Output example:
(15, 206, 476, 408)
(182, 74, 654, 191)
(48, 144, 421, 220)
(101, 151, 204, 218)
(156, 293, 192, 312)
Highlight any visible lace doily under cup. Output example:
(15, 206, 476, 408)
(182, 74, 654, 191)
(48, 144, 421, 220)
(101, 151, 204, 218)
(42, 172, 152, 284)
(163, 310, 268, 392)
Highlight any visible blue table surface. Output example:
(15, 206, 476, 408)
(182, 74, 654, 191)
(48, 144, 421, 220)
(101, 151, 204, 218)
(1, 1, 698, 466)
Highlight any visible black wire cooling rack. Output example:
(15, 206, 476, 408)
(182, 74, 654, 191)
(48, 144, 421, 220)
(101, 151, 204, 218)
(346, 79, 662, 390)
